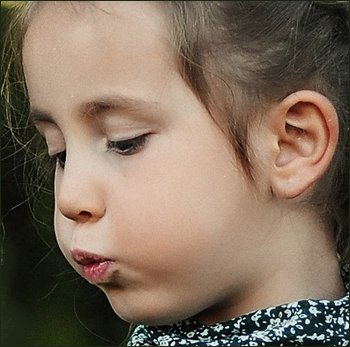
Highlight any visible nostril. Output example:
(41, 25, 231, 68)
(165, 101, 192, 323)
(78, 210, 92, 223)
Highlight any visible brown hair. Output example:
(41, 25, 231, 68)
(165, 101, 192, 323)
(163, 1, 349, 265)
(2, 1, 349, 264)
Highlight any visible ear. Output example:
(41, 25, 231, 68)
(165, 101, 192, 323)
(268, 90, 338, 199)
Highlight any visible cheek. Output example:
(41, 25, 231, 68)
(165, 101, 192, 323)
(53, 178, 74, 265)
(102, 129, 259, 323)
(54, 208, 70, 256)
(107, 127, 250, 268)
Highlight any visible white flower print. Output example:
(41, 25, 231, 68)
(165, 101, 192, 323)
(309, 306, 322, 316)
(213, 325, 224, 333)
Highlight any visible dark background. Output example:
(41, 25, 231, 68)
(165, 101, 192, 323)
(1, 2, 129, 346)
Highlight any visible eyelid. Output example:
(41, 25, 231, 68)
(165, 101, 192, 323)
(107, 133, 150, 155)
(34, 122, 65, 157)
(48, 147, 66, 158)
(108, 131, 148, 141)
(46, 140, 66, 157)
(108, 133, 148, 144)
(34, 119, 59, 134)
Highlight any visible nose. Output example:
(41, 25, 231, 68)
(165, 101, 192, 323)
(55, 152, 106, 224)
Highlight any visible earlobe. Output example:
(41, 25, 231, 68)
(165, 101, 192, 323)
(270, 91, 339, 199)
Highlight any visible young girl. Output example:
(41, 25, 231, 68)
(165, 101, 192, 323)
(3, 1, 349, 346)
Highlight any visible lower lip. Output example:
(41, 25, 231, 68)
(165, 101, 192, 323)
(82, 261, 113, 283)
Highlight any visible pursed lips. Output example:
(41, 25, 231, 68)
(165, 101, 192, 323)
(71, 249, 114, 283)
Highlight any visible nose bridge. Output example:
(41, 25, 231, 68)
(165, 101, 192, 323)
(55, 146, 106, 223)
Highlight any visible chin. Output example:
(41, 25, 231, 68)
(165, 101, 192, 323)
(111, 305, 186, 326)
(106, 294, 192, 326)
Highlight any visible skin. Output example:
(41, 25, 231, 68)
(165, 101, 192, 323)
(23, 1, 344, 326)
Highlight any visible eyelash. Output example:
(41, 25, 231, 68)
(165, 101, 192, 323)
(49, 150, 66, 169)
(107, 133, 149, 156)
(49, 134, 149, 169)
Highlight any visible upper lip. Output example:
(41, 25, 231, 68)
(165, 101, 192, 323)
(71, 249, 113, 265)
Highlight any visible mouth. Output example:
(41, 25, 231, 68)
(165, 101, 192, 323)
(71, 249, 114, 284)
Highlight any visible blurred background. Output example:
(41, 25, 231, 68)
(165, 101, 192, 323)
(1, 2, 129, 346)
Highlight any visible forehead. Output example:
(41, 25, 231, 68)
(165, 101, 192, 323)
(22, 1, 175, 110)
(23, 1, 169, 47)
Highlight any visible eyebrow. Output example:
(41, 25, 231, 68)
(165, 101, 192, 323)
(29, 94, 161, 123)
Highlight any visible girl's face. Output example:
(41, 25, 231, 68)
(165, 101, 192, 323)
(23, 2, 274, 325)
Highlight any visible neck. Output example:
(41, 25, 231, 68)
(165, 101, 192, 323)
(197, 206, 345, 325)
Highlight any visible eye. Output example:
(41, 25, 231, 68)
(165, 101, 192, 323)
(108, 134, 149, 156)
(49, 150, 66, 169)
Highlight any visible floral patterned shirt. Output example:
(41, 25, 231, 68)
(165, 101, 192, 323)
(128, 265, 349, 346)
